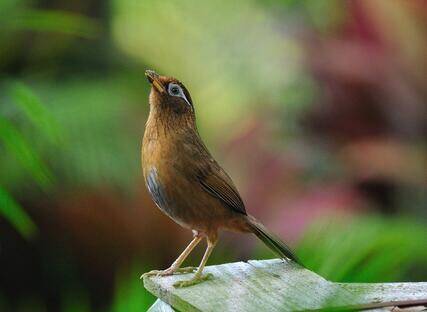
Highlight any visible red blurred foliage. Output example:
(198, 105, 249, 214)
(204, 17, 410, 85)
(306, 0, 426, 142)
(222, 0, 427, 241)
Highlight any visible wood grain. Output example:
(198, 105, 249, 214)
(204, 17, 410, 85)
(143, 259, 427, 312)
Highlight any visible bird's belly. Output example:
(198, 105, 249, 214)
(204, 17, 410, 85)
(144, 166, 232, 232)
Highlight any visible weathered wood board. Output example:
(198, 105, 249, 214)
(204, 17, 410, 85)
(143, 259, 427, 312)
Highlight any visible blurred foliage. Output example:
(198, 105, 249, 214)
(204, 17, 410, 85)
(0, 115, 53, 189)
(0, 82, 60, 239)
(9, 82, 62, 146)
(110, 263, 155, 312)
(28, 76, 144, 189)
(112, 0, 305, 136)
(0, 0, 100, 37)
(297, 215, 427, 283)
(0, 185, 37, 239)
(0, 0, 100, 240)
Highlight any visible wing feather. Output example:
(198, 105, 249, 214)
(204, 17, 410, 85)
(197, 164, 246, 215)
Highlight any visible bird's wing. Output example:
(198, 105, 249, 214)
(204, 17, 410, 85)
(196, 162, 247, 215)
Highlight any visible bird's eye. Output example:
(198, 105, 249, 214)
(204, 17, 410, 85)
(167, 82, 192, 109)
(168, 84, 181, 96)
(171, 87, 179, 95)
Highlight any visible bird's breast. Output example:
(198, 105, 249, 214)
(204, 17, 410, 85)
(142, 133, 194, 226)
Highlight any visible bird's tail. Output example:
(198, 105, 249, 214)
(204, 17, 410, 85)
(245, 215, 303, 266)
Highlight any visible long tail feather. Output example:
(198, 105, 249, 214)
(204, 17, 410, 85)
(246, 215, 303, 266)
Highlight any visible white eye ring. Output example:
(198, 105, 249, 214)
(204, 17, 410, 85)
(168, 83, 182, 97)
(167, 83, 192, 108)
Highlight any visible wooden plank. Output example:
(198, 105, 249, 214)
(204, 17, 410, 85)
(338, 282, 427, 310)
(143, 259, 427, 312)
(246, 259, 356, 308)
(147, 299, 176, 312)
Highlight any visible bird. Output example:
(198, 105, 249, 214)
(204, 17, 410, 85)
(141, 70, 301, 287)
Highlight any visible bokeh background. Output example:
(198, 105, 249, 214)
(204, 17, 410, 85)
(1, 0, 426, 310)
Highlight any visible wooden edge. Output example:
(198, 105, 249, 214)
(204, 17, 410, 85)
(147, 299, 176, 312)
(324, 299, 427, 312)
(143, 273, 201, 312)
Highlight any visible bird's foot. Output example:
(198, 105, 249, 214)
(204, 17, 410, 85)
(140, 266, 197, 279)
(173, 273, 213, 288)
(140, 267, 175, 279)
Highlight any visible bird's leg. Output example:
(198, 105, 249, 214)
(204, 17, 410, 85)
(141, 233, 203, 279)
(173, 235, 218, 288)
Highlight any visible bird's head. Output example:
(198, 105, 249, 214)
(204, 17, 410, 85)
(145, 70, 194, 117)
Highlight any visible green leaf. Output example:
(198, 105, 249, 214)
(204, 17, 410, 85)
(0, 116, 54, 189)
(9, 81, 62, 145)
(0, 185, 37, 239)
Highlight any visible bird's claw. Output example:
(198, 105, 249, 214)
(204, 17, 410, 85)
(140, 268, 174, 279)
(140, 266, 197, 279)
(173, 273, 213, 288)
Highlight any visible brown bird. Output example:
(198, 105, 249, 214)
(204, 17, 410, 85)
(141, 70, 301, 287)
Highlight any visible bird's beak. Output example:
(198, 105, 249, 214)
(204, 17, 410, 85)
(145, 70, 165, 93)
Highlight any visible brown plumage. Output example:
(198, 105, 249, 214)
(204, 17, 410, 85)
(141, 70, 301, 287)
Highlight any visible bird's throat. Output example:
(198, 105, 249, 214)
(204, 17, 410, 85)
(145, 107, 196, 140)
